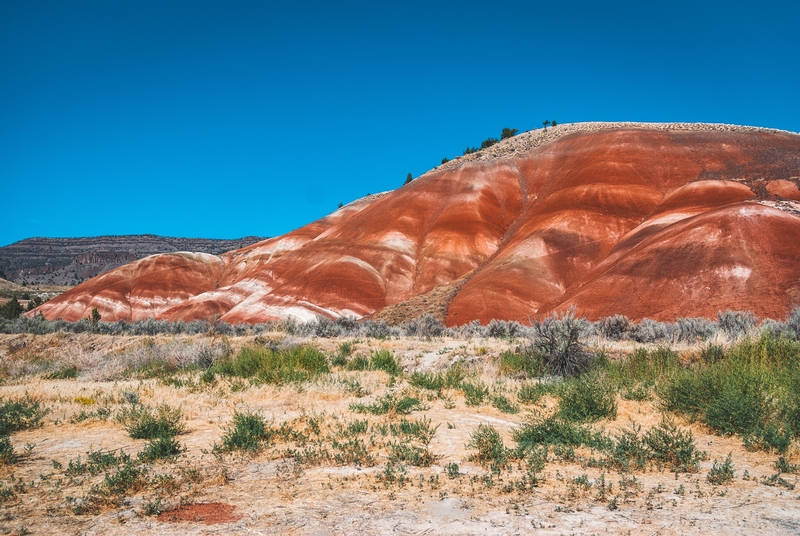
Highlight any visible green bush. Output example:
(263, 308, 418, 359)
(622, 382, 653, 401)
(643, 418, 704, 472)
(101, 462, 146, 497)
(658, 367, 719, 420)
(409, 364, 464, 392)
(607, 424, 649, 472)
(517, 382, 554, 404)
(0, 396, 49, 436)
(707, 454, 735, 485)
(331, 438, 374, 467)
(602, 419, 704, 473)
(0, 436, 16, 465)
(499, 349, 543, 377)
(656, 333, 800, 452)
(43, 365, 79, 380)
(445, 462, 460, 479)
(388, 417, 438, 445)
(345, 355, 369, 371)
(704, 370, 772, 437)
(461, 381, 489, 406)
(409, 371, 445, 391)
(209, 344, 330, 384)
(623, 346, 680, 383)
(514, 415, 609, 452)
(388, 443, 435, 467)
(117, 404, 185, 440)
(331, 341, 355, 366)
(491, 395, 520, 414)
(369, 349, 402, 376)
(214, 410, 270, 454)
(700, 344, 725, 364)
(138, 436, 185, 462)
(774, 456, 799, 474)
(467, 424, 509, 470)
(557, 373, 617, 423)
(66, 449, 131, 476)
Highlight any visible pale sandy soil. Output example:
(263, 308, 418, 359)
(1, 333, 799, 535)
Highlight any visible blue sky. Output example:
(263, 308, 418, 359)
(1, 0, 798, 247)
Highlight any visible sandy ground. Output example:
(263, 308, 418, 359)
(1, 332, 799, 535)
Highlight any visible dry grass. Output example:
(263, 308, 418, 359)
(0, 332, 798, 535)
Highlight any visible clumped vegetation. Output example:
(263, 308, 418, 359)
(350, 393, 427, 416)
(0, 395, 48, 465)
(214, 410, 271, 454)
(501, 127, 518, 139)
(556, 372, 617, 422)
(204, 344, 330, 384)
(467, 424, 510, 470)
(707, 454, 735, 485)
(659, 332, 800, 452)
(117, 403, 185, 440)
(0, 396, 48, 436)
(408, 364, 465, 393)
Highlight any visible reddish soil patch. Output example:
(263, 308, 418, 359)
(157, 502, 241, 525)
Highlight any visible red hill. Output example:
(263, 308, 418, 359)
(33, 123, 800, 325)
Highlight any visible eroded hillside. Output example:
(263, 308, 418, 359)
(32, 123, 800, 325)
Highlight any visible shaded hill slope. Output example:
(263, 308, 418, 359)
(32, 123, 800, 325)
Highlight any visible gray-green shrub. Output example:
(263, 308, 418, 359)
(529, 309, 593, 377)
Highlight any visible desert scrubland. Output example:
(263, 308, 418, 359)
(2, 313, 800, 535)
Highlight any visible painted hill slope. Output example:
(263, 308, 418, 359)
(33, 123, 800, 325)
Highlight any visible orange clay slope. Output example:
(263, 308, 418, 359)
(33, 123, 800, 326)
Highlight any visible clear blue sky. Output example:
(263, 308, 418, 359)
(2, 0, 798, 247)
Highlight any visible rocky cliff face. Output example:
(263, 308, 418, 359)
(0, 235, 264, 286)
(32, 123, 800, 325)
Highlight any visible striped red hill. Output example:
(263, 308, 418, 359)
(32, 123, 800, 325)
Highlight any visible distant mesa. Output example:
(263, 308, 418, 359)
(0, 235, 265, 287)
(30, 123, 800, 326)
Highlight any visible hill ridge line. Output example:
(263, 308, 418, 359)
(426, 121, 800, 177)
